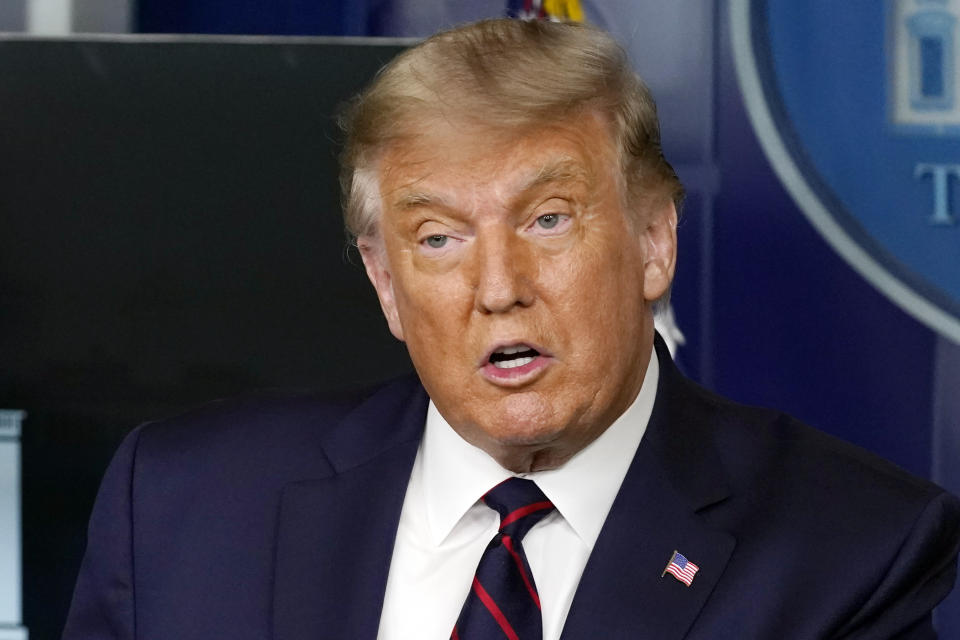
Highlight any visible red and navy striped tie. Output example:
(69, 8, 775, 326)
(451, 478, 555, 640)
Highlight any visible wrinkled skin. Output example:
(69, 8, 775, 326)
(360, 112, 677, 472)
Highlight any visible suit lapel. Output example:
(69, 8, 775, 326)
(272, 376, 428, 640)
(561, 338, 737, 639)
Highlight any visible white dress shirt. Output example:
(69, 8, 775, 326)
(377, 347, 659, 639)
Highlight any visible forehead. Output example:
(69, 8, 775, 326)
(377, 112, 621, 205)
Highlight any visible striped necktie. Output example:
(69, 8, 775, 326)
(451, 478, 555, 640)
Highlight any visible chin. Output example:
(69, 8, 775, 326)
(485, 392, 564, 440)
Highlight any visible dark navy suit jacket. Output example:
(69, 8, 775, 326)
(64, 338, 960, 639)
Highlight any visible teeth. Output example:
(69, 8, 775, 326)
(493, 356, 535, 369)
(496, 345, 530, 355)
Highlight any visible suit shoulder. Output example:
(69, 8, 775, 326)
(728, 402, 938, 501)
(688, 383, 958, 536)
(666, 373, 930, 490)
(655, 368, 950, 521)
(128, 375, 420, 480)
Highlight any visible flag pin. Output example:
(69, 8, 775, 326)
(661, 550, 699, 587)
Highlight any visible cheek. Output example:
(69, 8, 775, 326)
(553, 231, 640, 304)
(549, 235, 645, 348)
(392, 271, 471, 363)
(396, 286, 449, 333)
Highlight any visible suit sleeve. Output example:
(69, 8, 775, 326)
(836, 490, 960, 640)
(62, 426, 144, 640)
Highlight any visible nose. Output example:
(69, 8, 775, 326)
(473, 226, 536, 314)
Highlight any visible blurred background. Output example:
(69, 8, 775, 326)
(1, 1, 958, 638)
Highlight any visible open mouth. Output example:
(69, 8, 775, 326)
(489, 344, 540, 369)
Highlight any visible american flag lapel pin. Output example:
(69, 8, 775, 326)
(661, 550, 699, 587)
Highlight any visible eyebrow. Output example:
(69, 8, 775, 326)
(393, 191, 447, 211)
(521, 158, 591, 192)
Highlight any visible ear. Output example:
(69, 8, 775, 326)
(358, 237, 405, 342)
(641, 201, 678, 302)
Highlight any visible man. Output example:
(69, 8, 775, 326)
(64, 19, 959, 640)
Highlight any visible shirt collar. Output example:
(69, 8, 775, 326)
(419, 346, 659, 548)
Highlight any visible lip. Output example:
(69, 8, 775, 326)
(478, 341, 554, 386)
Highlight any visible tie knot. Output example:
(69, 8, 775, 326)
(482, 477, 555, 541)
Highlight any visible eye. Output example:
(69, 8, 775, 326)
(529, 212, 571, 235)
(424, 234, 448, 248)
(536, 214, 561, 229)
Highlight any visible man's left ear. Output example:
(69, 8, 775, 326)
(641, 201, 678, 302)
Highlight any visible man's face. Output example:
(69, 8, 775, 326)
(361, 112, 676, 472)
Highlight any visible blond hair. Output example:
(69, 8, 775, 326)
(339, 18, 683, 240)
